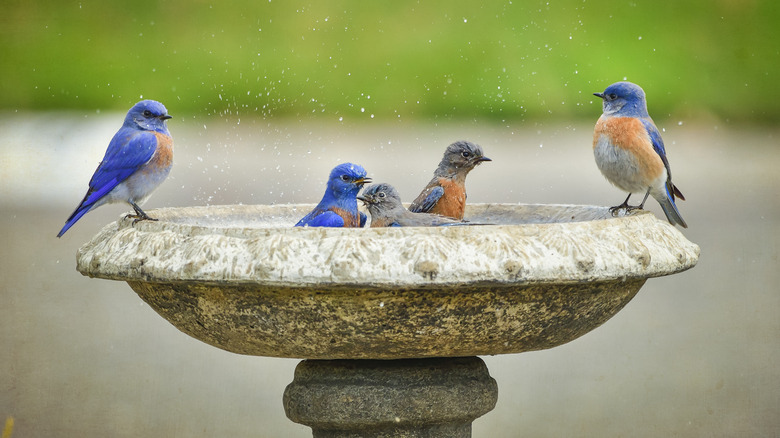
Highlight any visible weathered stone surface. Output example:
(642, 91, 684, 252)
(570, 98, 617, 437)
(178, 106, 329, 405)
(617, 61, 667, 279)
(77, 203, 699, 286)
(125, 278, 644, 359)
(77, 203, 699, 359)
(283, 357, 497, 438)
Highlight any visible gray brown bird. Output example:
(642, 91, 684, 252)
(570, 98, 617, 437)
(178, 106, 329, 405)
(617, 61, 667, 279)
(359, 183, 464, 227)
(408, 140, 490, 220)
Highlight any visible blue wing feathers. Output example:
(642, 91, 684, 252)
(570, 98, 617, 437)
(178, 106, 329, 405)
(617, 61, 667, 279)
(640, 119, 673, 177)
(57, 203, 92, 237)
(88, 131, 158, 196)
(297, 210, 345, 227)
(308, 211, 345, 227)
(411, 186, 444, 213)
(81, 175, 119, 207)
(640, 118, 686, 203)
(640, 119, 666, 156)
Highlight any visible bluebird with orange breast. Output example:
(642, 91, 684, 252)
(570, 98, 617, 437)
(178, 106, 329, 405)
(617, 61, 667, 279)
(358, 183, 464, 227)
(295, 163, 371, 227)
(408, 140, 490, 220)
(593, 81, 687, 228)
(57, 100, 174, 237)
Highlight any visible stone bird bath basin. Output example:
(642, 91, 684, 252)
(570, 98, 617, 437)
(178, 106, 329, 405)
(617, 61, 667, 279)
(77, 203, 699, 437)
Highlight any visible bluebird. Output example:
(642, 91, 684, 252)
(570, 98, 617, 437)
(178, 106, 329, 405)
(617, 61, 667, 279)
(358, 183, 464, 227)
(295, 163, 371, 227)
(57, 100, 174, 237)
(408, 140, 491, 220)
(593, 81, 687, 228)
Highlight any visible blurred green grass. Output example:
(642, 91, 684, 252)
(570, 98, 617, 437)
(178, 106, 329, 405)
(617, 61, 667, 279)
(2, 1, 779, 122)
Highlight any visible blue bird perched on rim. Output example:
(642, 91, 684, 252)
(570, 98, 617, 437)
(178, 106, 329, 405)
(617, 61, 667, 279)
(359, 183, 466, 227)
(295, 163, 371, 227)
(57, 100, 174, 237)
(408, 140, 491, 220)
(593, 81, 687, 228)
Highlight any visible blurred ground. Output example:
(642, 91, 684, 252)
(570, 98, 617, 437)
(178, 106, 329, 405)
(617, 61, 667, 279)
(1, 114, 778, 437)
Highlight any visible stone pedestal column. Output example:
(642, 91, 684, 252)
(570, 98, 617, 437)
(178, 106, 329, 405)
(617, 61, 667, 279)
(283, 357, 498, 438)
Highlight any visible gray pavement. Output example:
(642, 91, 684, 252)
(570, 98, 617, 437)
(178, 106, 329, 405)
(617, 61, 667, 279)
(1, 114, 778, 436)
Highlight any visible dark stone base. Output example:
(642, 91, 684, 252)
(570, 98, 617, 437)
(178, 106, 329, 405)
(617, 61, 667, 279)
(283, 357, 498, 438)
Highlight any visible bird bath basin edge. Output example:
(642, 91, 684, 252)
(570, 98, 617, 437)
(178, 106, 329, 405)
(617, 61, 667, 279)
(76, 203, 699, 360)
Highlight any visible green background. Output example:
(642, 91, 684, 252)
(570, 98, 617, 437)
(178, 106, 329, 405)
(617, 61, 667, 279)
(2, 1, 778, 122)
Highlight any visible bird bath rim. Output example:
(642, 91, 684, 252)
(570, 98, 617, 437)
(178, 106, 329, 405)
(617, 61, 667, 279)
(77, 203, 699, 288)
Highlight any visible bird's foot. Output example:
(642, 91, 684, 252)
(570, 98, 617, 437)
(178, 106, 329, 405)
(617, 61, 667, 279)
(608, 204, 643, 216)
(125, 213, 158, 225)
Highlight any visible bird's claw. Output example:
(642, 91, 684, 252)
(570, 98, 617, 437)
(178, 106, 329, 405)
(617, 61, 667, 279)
(125, 213, 158, 225)
(608, 205, 643, 216)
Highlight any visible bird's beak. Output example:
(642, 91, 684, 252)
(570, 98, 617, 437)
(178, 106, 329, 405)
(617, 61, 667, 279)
(476, 156, 492, 163)
(357, 195, 372, 205)
(160, 114, 173, 120)
(355, 177, 372, 186)
(593, 92, 604, 99)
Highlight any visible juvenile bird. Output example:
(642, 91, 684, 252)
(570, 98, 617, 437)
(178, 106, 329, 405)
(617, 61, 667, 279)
(593, 81, 687, 228)
(408, 140, 490, 220)
(57, 100, 173, 237)
(359, 183, 463, 227)
(295, 163, 371, 227)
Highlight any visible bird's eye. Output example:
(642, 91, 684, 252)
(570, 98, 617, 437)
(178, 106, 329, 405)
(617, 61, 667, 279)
(142, 110, 152, 117)
(378, 192, 386, 198)
(607, 93, 618, 101)
(340, 175, 350, 182)
(461, 151, 471, 158)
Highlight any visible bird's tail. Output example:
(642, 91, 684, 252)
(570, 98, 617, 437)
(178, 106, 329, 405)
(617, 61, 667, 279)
(657, 185, 687, 228)
(57, 203, 92, 237)
(671, 183, 685, 202)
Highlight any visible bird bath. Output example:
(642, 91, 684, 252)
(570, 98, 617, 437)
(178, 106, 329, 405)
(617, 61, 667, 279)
(77, 203, 699, 437)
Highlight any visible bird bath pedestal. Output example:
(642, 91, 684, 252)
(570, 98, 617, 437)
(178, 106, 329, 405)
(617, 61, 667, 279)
(77, 204, 698, 437)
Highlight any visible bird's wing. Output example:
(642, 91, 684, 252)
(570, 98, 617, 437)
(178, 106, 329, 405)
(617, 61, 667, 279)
(82, 131, 158, 207)
(305, 210, 346, 227)
(640, 119, 671, 177)
(359, 211, 367, 227)
(409, 186, 444, 213)
(640, 118, 685, 200)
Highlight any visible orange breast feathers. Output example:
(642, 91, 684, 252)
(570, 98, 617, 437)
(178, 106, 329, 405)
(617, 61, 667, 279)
(150, 132, 174, 169)
(593, 116, 665, 181)
(429, 177, 467, 220)
(330, 207, 361, 227)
